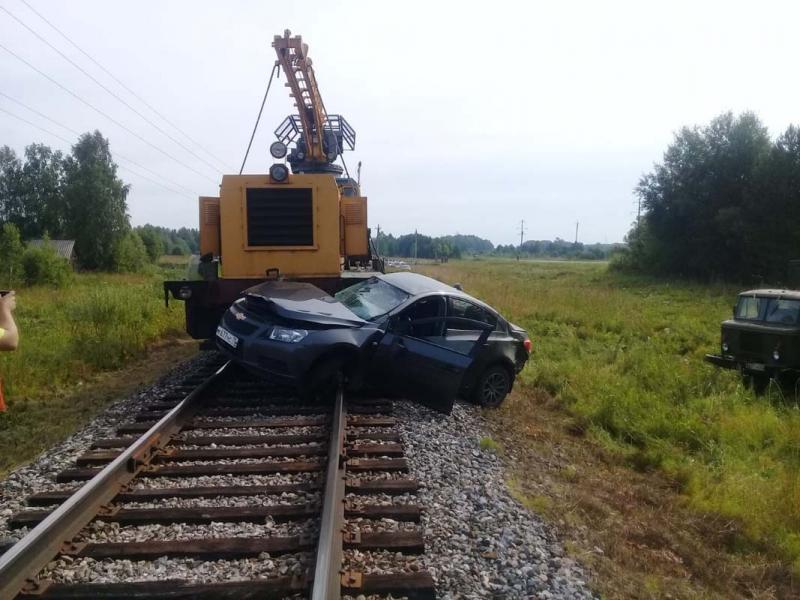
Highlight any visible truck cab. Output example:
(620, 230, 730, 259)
(705, 289, 800, 390)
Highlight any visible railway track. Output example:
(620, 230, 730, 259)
(0, 358, 436, 599)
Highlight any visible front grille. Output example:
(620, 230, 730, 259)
(246, 187, 313, 247)
(739, 332, 761, 354)
(223, 311, 258, 336)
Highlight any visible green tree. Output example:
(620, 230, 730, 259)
(0, 146, 24, 227)
(19, 144, 66, 239)
(631, 112, 772, 279)
(0, 222, 24, 287)
(135, 225, 165, 262)
(113, 231, 149, 272)
(63, 131, 130, 270)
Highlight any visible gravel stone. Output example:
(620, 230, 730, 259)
(117, 491, 319, 509)
(130, 472, 319, 490)
(74, 519, 318, 544)
(395, 400, 596, 600)
(0, 352, 221, 544)
(38, 552, 312, 583)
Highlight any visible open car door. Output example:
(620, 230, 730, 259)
(371, 314, 493, 413)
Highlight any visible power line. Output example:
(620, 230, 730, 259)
(1, 4, 225, 175)
(0, 90, 200, 195)
(0, 103, 196, 198)
(0, 41, 218, 184)
(18, 0, 233, 172)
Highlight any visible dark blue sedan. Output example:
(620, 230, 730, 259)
(216, 272, 531, 412)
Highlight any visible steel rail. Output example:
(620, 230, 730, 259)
(0, 361, 230, 599)
(311, 387, 346, 600)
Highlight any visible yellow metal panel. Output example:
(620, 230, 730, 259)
(199, 196, 220, 256)
(342, 196, 368, 257)
(218, 173, 342, 279)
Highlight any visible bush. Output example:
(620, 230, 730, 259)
(21, 244, 72, 287)
(113, 231, 149, 273)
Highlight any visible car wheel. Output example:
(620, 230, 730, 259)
(473, 365, 511, 408)
(301, 356, 346, 402)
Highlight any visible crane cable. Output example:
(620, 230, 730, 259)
(239, 63, 279, 175)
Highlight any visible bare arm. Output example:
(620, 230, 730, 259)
(0, 291, 19, 351)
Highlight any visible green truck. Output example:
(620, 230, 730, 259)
(705, 289, 800, 391)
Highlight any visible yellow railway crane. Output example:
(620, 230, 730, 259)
(165, 30, 382, 339)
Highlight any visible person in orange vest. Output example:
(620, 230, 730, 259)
(0, 290, 19, 412)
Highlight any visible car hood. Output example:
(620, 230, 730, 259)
(243, 281, 367, 327)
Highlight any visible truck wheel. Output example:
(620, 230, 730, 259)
(472, 365, 511, 408)
(744, 373, 770, 394)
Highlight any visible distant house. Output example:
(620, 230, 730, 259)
(27, 239, 76, 266)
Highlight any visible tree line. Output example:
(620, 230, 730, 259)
(495, 239, 619, 260)
(0, 131, 199, 282)
(617, 112, 800, 282)
(376, 231, 616, 260)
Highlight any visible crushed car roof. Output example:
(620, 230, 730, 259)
(377, 272, 460, 295)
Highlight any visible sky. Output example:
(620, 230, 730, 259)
(1, 0, 798, 246)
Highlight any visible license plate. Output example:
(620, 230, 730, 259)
(745, 362, 765, 372)
(216, 326, 239, 349)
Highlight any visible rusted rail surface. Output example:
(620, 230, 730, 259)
(0, 359, 436, 600)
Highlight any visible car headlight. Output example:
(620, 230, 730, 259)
(722, 341, 729, 352)
(269, 326, 308, 343)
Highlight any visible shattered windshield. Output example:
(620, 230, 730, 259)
(334, 278, 409, 320)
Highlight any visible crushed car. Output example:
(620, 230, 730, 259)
(705, 289, 800, 391)
(215, 272, 531, 412)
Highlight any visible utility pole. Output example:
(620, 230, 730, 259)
(517, 219, 525, 261)
(413, 229, 418, 264)
(575, 221, 579, 244)
(376, 224, 381, 256)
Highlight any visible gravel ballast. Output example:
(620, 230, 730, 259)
(0, 352, 219, 544)
(395, 399, 596, 600)
(1, 350, 596, 598)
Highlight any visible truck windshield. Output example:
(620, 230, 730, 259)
(334, 278, 410, 320)
(735, 296, 766, 320)
(765, 298, 800, 325)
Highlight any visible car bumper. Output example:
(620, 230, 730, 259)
(704, 353, 738, 369)
(215, 329, 311, 384)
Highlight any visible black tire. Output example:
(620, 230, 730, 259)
(472, 365, 512, 408)
(301, 356, 345, 402)
(743, 372, 771, 395)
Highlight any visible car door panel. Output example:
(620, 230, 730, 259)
(370, 326, 474, 413)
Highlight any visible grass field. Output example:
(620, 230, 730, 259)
(416, 259, 800, 579)
(0, 266, 188, 475)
